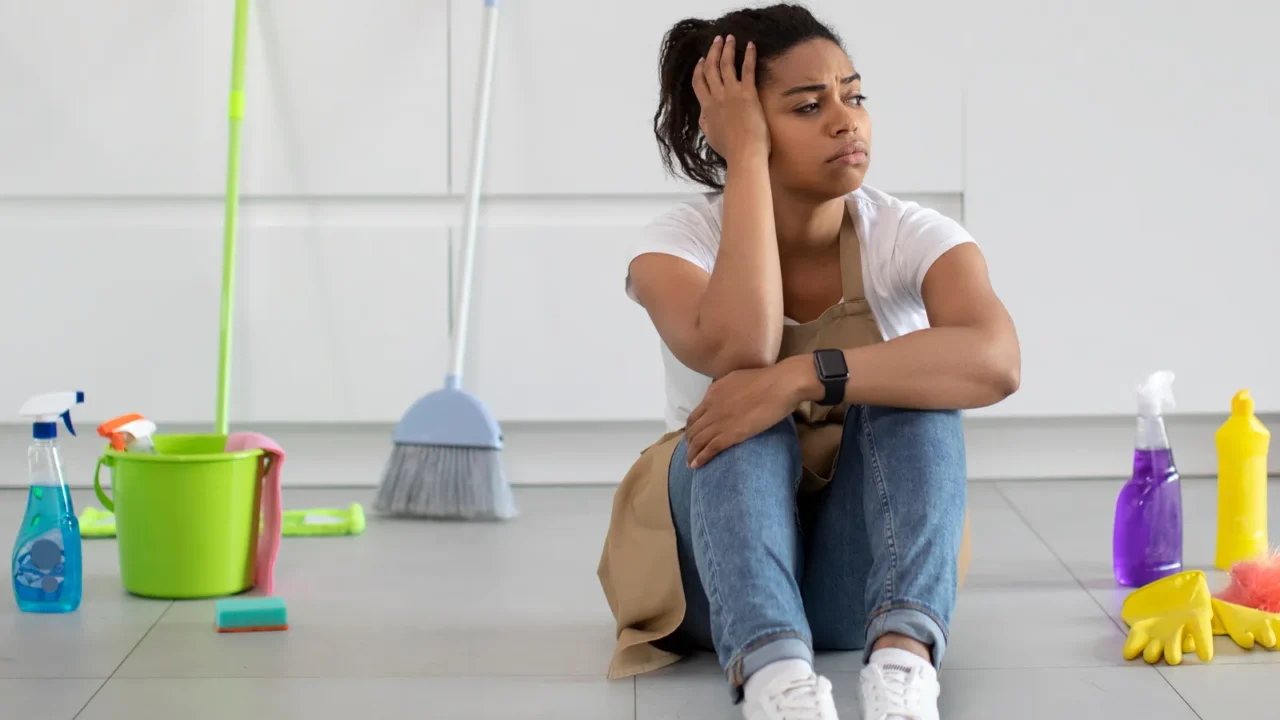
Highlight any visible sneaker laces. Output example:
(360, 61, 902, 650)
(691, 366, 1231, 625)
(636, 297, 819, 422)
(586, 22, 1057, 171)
(768, 673, 833, 720)
(864, 664, 928, 720)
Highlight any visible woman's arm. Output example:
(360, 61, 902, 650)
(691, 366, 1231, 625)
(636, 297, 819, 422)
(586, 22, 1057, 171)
(786, 242, 1021, 409)
(630, 152, 780, 378)
(681, 241, 1019, 468)
(630, 36, 781, 379)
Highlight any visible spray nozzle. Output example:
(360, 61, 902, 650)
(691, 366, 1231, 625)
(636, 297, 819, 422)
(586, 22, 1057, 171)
(1137, 371, 1176, 417)
(97, 413, 157, 452)
(19, 391, 85, 439)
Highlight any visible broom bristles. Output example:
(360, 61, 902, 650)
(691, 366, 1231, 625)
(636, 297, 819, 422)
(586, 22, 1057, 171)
(373, 443, 518, 520)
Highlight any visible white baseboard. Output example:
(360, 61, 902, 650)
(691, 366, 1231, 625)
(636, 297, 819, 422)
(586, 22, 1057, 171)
(0, 413, 1265, 491)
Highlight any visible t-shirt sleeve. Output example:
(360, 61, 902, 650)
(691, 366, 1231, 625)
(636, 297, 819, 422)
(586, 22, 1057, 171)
(894, 204, 978, 303)
(624, 203, 718, 304)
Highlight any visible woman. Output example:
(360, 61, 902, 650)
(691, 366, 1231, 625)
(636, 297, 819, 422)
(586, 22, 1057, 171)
(597, 4, 1020, 719)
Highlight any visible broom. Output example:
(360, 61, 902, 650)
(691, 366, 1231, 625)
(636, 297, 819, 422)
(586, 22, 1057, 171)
(373, 0, 516, 521)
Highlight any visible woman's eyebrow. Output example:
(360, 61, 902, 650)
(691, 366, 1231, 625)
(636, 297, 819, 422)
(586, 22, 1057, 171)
(781, 73, 861, 97)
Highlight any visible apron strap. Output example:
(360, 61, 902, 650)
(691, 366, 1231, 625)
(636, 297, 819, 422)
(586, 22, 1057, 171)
(838, 208, 867, 301)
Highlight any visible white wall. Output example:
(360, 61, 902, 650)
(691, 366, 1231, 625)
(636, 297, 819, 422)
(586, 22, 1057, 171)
(0, 1, 1277, 485)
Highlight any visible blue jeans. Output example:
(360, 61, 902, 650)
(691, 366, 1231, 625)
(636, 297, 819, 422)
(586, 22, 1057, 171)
(664, 406, 966, 699)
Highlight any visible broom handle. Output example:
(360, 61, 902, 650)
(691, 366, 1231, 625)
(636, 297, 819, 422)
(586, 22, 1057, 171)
(216, 0, 251, 434)
(448, 0, 500, 387)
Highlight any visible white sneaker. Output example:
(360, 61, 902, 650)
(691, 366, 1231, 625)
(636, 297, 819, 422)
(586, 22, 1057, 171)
(742, 666, 840, 720)
(858, 649, 940, 720)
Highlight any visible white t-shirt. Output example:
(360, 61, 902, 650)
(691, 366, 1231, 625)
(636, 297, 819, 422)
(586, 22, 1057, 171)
(625, 184, 977, 431)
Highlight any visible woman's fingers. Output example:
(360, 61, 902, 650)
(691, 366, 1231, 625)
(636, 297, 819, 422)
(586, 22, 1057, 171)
(719, 34, 738, 84)
(686, 416, 711, 454)
(690, 435, 725, 470)
(703, 35, 724, 94)
(692, 57, 710, 105)
(741, 41, 757, 87)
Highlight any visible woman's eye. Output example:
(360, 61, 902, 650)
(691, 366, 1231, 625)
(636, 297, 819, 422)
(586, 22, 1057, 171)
(846, 94, 868, 106)
(796, 102, 819, 114)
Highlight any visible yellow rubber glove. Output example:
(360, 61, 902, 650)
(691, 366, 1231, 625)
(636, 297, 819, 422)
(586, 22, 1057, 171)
(1181, 611, 1227, 655)
(1123, 606, 1215, 664)
(1120, 570, 1215, 665)
(1211, 597, 1280, 650)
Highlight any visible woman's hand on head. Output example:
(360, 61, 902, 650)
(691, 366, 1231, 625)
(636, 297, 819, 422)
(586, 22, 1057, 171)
(693, 34, 769, 166)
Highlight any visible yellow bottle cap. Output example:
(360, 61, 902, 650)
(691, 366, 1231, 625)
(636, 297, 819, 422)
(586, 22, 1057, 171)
(1232, 390, 1254, 416)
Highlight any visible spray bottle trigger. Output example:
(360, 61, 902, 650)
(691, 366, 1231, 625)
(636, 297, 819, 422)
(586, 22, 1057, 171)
(61, 410, 76, 436)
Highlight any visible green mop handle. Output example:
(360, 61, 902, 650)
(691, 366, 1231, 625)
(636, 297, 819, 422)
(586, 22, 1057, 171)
(216, 0, 250, 435)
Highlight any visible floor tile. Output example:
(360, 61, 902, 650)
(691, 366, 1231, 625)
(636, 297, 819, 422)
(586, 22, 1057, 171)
(825, 485, 1125, 672)
(1000, 478, 1280, 666)
(639, 666, 1199, 720)
(637, 668, 862, 719)
(0, 679, 103, 720)
(939, 667, 1199, 720)
(0, 609, 161, 679)
(1160, 663, 1280, 720)
(78, 676, 635, 720)
(0, 483, 1227, 718)
(114, 616, 617, 678)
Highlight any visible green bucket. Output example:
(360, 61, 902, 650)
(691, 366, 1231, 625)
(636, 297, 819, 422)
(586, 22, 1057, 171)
(93, 434, 263, 599)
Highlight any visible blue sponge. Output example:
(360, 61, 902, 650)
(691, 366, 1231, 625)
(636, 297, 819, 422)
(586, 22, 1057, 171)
(214, 597, 288, 633)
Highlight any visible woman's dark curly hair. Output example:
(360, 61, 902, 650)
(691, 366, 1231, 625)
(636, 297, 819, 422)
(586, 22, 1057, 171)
(653, 3, 844, 190)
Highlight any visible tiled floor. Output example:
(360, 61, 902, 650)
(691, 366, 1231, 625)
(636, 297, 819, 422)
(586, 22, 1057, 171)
(2, 479, 1276, 719)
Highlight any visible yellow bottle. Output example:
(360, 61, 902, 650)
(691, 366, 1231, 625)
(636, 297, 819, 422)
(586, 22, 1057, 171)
(1214, 390, 1270, 570)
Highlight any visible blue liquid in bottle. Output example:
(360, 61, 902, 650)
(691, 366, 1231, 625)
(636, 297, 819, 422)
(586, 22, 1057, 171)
(12, 436, 82, 613)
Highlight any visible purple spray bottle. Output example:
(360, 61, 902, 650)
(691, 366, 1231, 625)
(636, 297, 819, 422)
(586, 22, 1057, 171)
(1113, 370, 1183, 587)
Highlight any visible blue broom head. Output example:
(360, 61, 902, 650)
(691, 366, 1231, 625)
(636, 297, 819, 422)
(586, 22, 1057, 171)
(392, 375, 502, 450)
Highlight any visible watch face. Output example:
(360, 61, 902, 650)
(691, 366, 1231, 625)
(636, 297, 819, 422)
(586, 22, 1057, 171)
(817, 350, 848, 378)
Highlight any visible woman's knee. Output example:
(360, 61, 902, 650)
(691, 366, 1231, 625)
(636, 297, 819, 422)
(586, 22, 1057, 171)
(698, 416, 801, 479)
(670, 417, 801, 500)
(859, 406, 965, 494)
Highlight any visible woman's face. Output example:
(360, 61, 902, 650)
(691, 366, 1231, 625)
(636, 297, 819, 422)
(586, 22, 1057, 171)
(758, 39, 871, 200)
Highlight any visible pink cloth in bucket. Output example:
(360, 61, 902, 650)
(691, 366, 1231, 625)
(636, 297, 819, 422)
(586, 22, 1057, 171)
(225, 432, 284, 594)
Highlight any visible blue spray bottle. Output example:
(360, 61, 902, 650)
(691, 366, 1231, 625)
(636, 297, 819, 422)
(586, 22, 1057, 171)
(12, 391, 85, 613)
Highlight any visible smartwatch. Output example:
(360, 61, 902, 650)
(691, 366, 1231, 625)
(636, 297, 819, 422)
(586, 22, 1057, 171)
(812, 349, 849, 406)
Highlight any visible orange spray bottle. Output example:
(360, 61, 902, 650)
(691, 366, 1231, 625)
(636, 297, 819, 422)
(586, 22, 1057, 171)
(1214, 390, 1270, 570)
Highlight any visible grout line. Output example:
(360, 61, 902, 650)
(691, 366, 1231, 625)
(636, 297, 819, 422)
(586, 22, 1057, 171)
(992, 482, 1208, 720)
(71, 601, 174, 719)
(69, 678, 110, 719)
(992, 482, 1129, 635)
(1152, 668, 1207, 720)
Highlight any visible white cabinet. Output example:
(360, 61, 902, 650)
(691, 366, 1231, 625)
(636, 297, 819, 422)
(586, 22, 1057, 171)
(0, 220, 450, 426)
(960, 0, 1280, 416)
(232, 225, 451, 423)
(459, 225, 667, 422)
(236, 0, 452, 196)
(0, 224, 224, 424)
(448, 0, 963, 195)
(0, 0, 451, 197)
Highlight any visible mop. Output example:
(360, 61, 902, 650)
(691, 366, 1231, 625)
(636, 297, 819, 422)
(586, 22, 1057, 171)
(372, 0, 517, 521)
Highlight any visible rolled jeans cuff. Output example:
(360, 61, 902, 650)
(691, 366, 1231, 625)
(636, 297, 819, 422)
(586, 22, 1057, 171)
(728, 635, 813, 702)
(865, 603, 948, 672)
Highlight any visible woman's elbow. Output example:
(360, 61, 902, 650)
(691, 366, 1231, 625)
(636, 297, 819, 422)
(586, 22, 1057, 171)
(995, 358, 1021, 398)
(707, 346, 776, 377)
(704, 336, 779, 378)
(984, 335, 1021, 400)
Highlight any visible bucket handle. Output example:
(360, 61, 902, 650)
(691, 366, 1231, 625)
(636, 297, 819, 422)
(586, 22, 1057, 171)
(94, 455, 115, 512)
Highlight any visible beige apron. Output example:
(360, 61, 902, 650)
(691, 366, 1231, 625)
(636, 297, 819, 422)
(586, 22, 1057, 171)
(597, 208, 972, 680)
